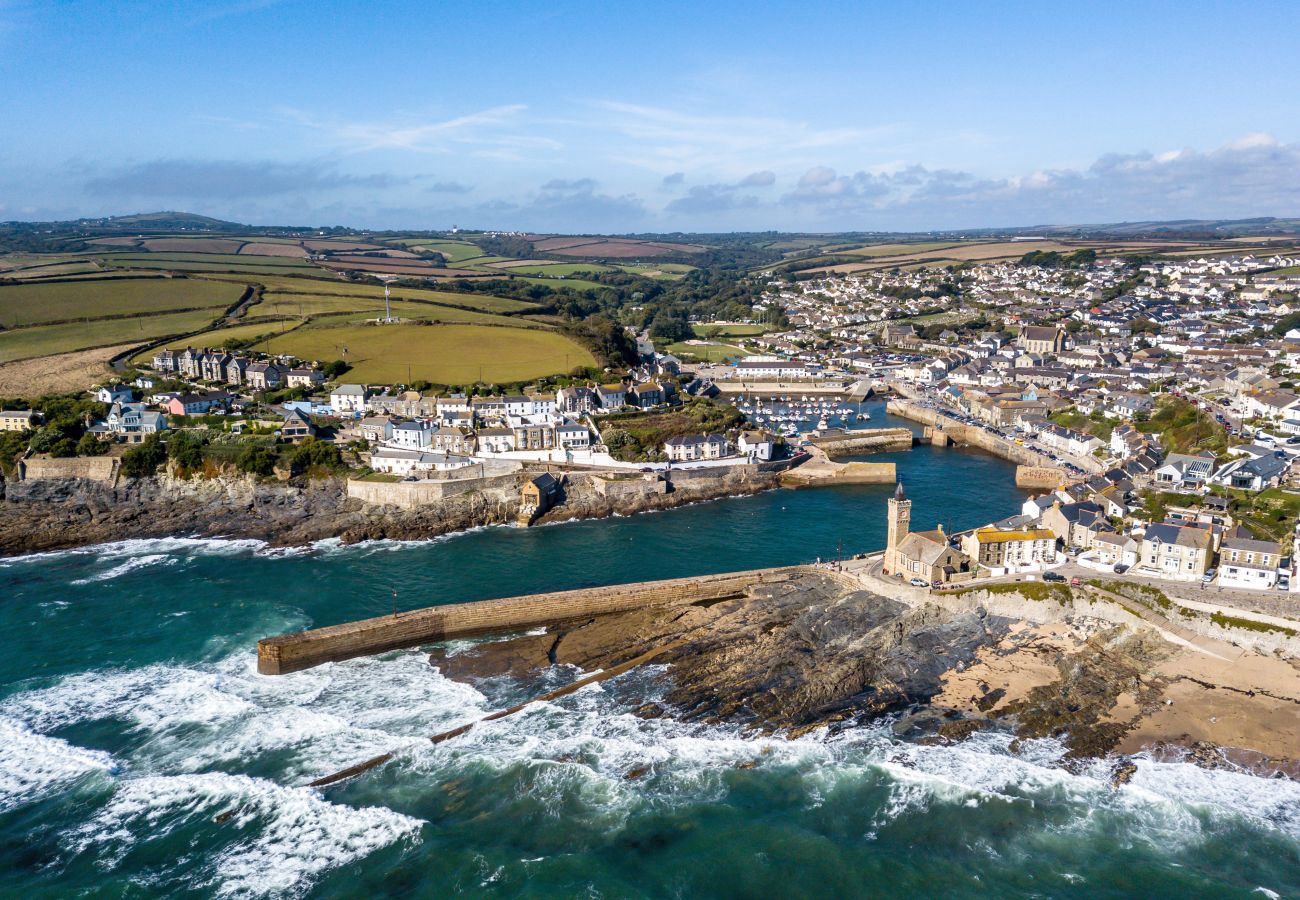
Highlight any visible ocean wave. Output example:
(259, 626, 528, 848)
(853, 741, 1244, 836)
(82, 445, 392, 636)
(0, 716, 116, 813)
(69, 552, 178, 585)
(62, 771, 423, 898)
(3, 536, 271, 566)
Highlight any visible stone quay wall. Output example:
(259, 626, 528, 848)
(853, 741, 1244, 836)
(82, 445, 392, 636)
(20, 455, 119, 484)
(257, 567, 802, 675)
(347, 471, 521, 509)
(808, 427, 914, 457)
(1016, 465, 1072, 490)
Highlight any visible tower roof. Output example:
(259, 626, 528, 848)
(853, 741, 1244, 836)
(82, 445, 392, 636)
(894, 482, 906, 501)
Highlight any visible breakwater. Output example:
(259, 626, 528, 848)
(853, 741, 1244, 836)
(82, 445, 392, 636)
(807, 426, 914, 456)
(257, 567, 800, 674)
(886, 398, 1084, 476)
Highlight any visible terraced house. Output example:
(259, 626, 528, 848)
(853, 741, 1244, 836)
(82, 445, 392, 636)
(1137, 523, 1213, 581)
(961, 527, 1057, 574)
(1217, 535, 1283, 590)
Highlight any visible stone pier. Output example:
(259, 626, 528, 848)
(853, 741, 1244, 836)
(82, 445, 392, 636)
(257, 567, 801, 675)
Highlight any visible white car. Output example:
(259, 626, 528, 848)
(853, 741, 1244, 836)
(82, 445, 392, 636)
(908, 577, 929, 588)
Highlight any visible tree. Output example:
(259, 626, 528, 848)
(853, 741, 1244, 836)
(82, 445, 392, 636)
(236, 444, 278, 477)
(121, 434, 166, 478)
(167, 431, 205, 473)
(323, 359, 351, 379)
(76, 433, 109, 456)
(291, 437, 342, 474)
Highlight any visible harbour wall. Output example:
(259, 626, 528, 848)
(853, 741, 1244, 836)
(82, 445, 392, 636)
(257, 567, 801, 675)
(347, 472, 521, 509)
(780, 461, 896, 487)
(1015, 466, 1072, 490)
(808, 427, 914, 457)
(887, 398, 1077, 476)
(19, 455, 119, 484)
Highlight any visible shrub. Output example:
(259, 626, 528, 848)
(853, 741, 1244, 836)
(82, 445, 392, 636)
(236, 444, 278, 477)
(121, 434, 166, 478)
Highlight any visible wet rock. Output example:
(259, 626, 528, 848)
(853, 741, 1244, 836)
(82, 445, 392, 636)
(1110, 759, 1138, 787)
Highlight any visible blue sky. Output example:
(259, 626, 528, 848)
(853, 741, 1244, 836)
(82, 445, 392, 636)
(2, 0, 1299, 231)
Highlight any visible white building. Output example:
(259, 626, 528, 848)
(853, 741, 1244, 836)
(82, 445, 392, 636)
(1217, 535, 1282, 589)
(368, 447, 475, 477)
(391, 420, 433, 449)
(330, 384, 369, 416)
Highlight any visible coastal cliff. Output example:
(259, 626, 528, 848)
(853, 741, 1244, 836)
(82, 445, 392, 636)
(0, 464, 782, 556)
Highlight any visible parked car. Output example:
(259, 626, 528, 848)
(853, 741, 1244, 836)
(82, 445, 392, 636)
(1043, 572, 1066, 583)
(1070, 576, 1082, 587)
(1202, 568, 1217, 584)
(909, 577, 929, 588)
(1278, 575, 1291, 591)
(1113, 563, 1130, 574)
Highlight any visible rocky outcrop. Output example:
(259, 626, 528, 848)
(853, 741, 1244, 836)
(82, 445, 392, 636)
(430, 573, 1011, 734)
(0, 463, 783, 556)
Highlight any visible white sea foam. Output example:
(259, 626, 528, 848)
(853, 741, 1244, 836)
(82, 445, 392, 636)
(70, 553, 177, 584)
(4, 536, 270, 566)
(0, 716, 115, 812)
(64, 771, 422, 897)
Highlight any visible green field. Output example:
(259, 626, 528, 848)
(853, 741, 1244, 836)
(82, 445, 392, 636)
(616, 262, 696, 278)
(696, 322, 769, 338)
(0, 308, 224, 363)
(842, 241, 966, 258)
(510, 275, 606, 291)
(201, 273, 539, 313)
(664, 340, 746, 362)
(257, 297, 525, 327)
(0, 278, 245, 328)
(132, 319, 292, 363)
(97, 252, 313, 268)
(402, 240, 485, 262)
(246, 322, 595, 384)
(488, 262, 617, 277)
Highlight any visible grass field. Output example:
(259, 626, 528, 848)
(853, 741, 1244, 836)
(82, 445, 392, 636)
(487, 262, 617, 276)
(132, 320, 292, 363)
(255, 296, 526, 327)
(0, 308, 223, 363)
(510, 275, 607, 291)
(695, 322, 769, 338)
(664, 340, 746, 362)
(0, 278, 244, 328)
(199, 273, 539, 313)
(402, 241, 484, 262)
(616, 262, 696, 278)
(97, 252, 314, 269)
(244, 322, 595, 384)
(842, 241, 966, 258)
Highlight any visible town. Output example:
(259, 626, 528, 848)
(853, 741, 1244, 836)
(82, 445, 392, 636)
(5, 246, 1300, 606)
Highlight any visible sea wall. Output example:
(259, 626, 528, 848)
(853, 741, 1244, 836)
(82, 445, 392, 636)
(888, 398, 1085, 474)
(808, 427, 914, 457)
(1016, 465, 1071, 490)
(257, 566, 802, 674)
(780, 461, 896, 487)
(20, 455, 119, 484)
(347, 472, 521, 509)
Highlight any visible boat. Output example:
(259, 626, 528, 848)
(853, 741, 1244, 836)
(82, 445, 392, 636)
(816, 417, 829, 430)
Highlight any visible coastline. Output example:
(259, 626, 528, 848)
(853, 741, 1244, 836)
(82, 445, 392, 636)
(0, 464, 784, 557)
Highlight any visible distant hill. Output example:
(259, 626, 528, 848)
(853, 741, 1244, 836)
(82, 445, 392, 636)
(76, 211, 249, 232)
(1009, 217, 1300, 240)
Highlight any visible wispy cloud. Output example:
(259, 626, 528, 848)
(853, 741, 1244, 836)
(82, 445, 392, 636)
(281, 104, 561, 158)
(590, 100, 899, 174)
(84, 159, 405, 199)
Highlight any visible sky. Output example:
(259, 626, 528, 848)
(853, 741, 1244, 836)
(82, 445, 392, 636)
(2, 0, 1299, 233)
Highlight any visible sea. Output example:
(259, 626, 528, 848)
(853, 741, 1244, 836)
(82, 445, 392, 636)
(1, 400, 1297, 898)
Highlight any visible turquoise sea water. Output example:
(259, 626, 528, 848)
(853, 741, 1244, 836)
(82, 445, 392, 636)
(1, 401, 1297, 897)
